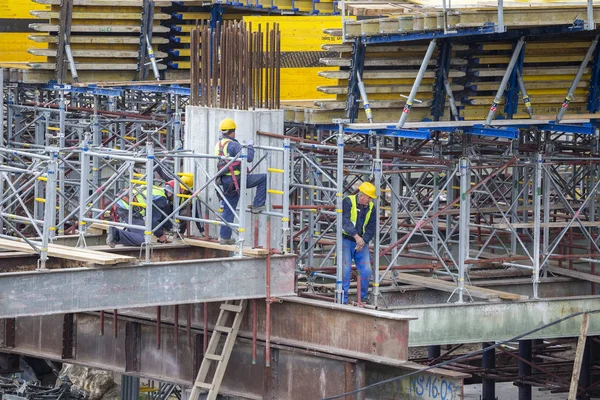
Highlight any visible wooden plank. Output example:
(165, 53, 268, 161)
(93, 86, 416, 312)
(28, 49, 168, 58)
(491, 221, 600, 229)
(26, 62, 167, 70)
(568, 313, 590, 400)
(183, 238, 269, 256)
(546, 266, 600, 285)
(393, 272, 526, 300)
(318, 69, 466, 79)
(29, 24, 170, 33)
(28, 35, 169, 44)
(0, 238, 135, 265)
(30, 11, 171, 19)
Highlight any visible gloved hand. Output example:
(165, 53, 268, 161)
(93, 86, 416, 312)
(157, 234, 169, 244)
(178, 221, 187, 234)
(247, 139, 254, 146)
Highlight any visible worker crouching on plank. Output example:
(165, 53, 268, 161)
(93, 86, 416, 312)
(106, 184, 173, 247)
(214, 118, 267, 245)
(163, 174, 204, 235)
(342, 182, 378, 304)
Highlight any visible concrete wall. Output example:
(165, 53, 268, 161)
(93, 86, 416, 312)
(183, 106, 285, 249)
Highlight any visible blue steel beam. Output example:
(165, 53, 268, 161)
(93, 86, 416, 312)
(431, 40, 452, 121)
(587, 43, 600, 113)
(42, 84, 122, 97)
(362, 20, 585, 45)
(345, 38, 366, 122)
(462, 124, 519, 139)
(538, 123, 596, 135)
(344, 127, 431, 140)
(504, 39, 526, 118)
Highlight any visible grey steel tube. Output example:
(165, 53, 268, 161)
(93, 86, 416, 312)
(398, 39, 437, 128)
(516, 70, 533, 118)
(485, 36, 525, 125)
(556, 34, 599, 122)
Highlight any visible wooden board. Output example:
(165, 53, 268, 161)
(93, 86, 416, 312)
(0, 238, 136, 265)
(491, 221, 600, 229)
(546, 266, 600, 284)
(393, 272, 528, 301)
(183, 238, 269, 257)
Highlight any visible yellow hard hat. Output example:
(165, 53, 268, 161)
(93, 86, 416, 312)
(179, 174, 194, 191)
(219, 118, 236, 131)
(358, 182, 377, 199)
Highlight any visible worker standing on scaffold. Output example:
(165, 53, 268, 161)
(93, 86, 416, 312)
(214, 118, 267, 245)
(341, 182, 378, 304)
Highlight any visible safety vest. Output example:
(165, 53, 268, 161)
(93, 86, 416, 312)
(214, 138, 241, 176)
(117, 186, 166, 216)
(342, 194, 374, 236)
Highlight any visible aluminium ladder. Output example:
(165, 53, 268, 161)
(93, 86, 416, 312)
(189, 299, 247, 400)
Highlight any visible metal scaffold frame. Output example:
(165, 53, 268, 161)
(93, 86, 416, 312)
(0, 69, 291, 267)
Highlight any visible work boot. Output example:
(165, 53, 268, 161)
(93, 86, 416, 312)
(249, 205, 266, 214)
(106, 228, 116, 248)
(220, 238, 236, 245)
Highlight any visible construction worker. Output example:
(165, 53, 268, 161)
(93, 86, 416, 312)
(163, 175, 204, 235)
(106, 185, 173, 247)
(214, 118, 266, 245)
(341, 182, 378, 304)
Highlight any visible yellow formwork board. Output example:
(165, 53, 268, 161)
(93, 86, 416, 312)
(243, 16, 347, 52)
(0, 33, 46, 63)
(0, 0, 48, 18)
(281, 67, 338, 100)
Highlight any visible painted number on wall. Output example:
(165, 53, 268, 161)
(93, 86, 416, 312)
(409, 375, 458, 400)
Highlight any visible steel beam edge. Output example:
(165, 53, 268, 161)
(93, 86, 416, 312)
(0, 255, 297, 318)
(394, 295, 600, 347)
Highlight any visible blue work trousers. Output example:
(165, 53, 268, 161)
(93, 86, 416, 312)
(110, 217, 146, 247)
(220, 173, 267, 239)
(342, 238, 372, 304)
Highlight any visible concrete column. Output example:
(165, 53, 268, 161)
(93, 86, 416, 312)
(518, 340, 532, 400)
(120, 375, 140, 400)
(482, 343, 496, 400)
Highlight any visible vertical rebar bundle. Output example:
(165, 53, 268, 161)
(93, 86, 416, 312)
(190, 21, 281, 110)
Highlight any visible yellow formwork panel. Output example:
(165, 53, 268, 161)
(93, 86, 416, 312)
(242, 16, 348, 101)
(0, 0, 47, 18)
(281, 67, 338, 100)
(0, 33, 46, 62)
(243, 16, 345, 52)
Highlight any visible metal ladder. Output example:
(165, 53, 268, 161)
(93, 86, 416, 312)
(189, 299, 247, 400)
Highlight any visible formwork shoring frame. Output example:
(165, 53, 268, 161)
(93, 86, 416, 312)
(290, 124, 600, 306)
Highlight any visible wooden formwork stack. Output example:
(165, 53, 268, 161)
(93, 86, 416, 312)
(285, 0, 600, 124)
(24, 0, 172, 83)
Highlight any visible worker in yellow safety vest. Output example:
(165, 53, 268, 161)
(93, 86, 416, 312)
(341, 182, 378, 304)
(214, 118, 266, 245)
(107, 185, 173, 247)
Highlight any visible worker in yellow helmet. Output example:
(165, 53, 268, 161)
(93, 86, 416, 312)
(214, 118, 267, 245)
(341, 181, 378, 304)
(163, 174, 204, 235)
